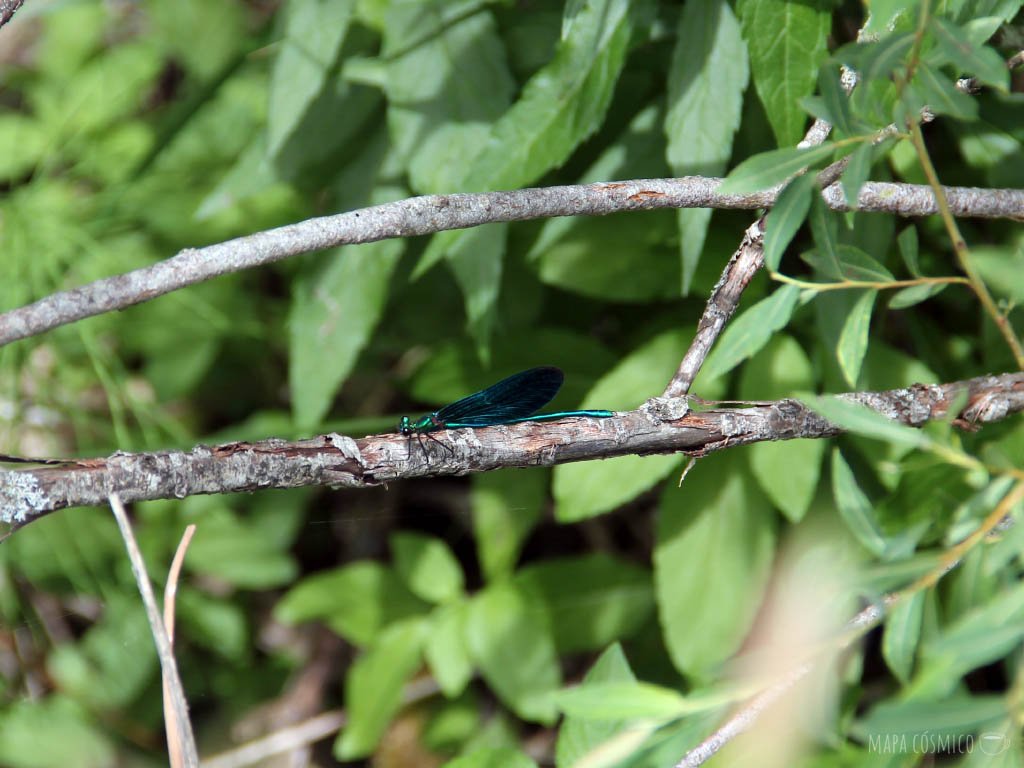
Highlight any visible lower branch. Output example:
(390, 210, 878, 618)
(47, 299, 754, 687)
(2, 372, 1021, 532)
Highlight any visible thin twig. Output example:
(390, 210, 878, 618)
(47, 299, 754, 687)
(1, 178, 1021, 347)
(108, 494, 199, 768)
(0, 0, 25, 28)
(164, 525, 197, 768)
(200, 678, 439, 768)
(664, 218, 766, 397)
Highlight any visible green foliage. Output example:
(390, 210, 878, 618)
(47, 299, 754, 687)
(2, 0, 1024, 766)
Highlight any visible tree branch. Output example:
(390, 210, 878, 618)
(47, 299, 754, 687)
(1, 178, 1021, 347)
(0, 0, 25, 29)
(2, 372, 1020, 531)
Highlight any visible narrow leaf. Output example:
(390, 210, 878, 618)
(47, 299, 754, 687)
(655, 451, 775, 676)
(289, 237, 404, 429)
(837, 289, 876, 386)
(337, 619, 427, 758)
(831, 448, 888, 556)
(268, 0, 354, 156)
(764, 173, 815, 271)
(717, 143, 837, 194)
(666, 0, 748, 292)
(701, 284, 801, 381)
(804, 395, 930, 450)
(737, 0, 831, 146)
(467, 584, 561, 723)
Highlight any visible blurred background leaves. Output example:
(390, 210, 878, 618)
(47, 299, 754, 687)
(1, 0, 1024, 765)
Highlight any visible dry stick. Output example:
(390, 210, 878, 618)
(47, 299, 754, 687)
(663, 218, 766, 398)
(1, 178, 1021, 348)
(200, 679, 440, 768)
(108, 494, 199, 768)
(0, 0, 25, 28)
(678, 480, 1024, 767)
(164, 525, 197, 768)
(3, 372, 1022, 527)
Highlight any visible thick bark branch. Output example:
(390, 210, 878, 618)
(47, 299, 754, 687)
(1, 177, 1021, 347)
(3, 372, 1021, 532)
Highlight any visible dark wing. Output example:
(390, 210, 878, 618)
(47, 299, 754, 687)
(436, 366, 564, 426)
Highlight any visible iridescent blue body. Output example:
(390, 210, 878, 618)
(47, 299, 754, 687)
(397, 366, 613, 452)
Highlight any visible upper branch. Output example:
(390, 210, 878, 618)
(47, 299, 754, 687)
(1, 178, 1021, 347)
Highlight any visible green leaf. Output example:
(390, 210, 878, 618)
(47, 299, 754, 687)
(556, 682, 688, 721)
(448, 223, 506, 353)
(740, 335, 823, 522)
(535, 211, 680, 302)
(177, 588, 249, 661)
(841, 141, 874, 207)
(529, 102, 669, 263)
(472, 468, 546, 583)
(915, 62, 978, 120)
(0, 116, 48, 181)
(336, 618, 427, 759)
(764, 173, 816, 271)
(889, 282, 948, 310)
(665, 0, 749, 293)
(289, 237, 404, 429)
(514, 554, 654, 653)
(47, 596, 155, 710)
(701, 284, 801, 382)
(274, 562, 429, 646)
(815, 64, 854, 136)
(970, 245, 1024, 304)
(897, 225, 920, 276)
(837, 289, 876, 386)
(464, 0, 633, 192)
(416, 0, 633, 341)
(882, 591, 924, 684)
(0, 696, 115, 768)
(382, 1, 513, 194)
(832, 245, 894, 281)
(466, 583, 561, 724)
(930, 17, 1009, 92)
(717, 143, 837, 194)
(654, 451, 776, 676)
(920, 579, 1024, 681)
(148, 0, 246, 79)
(391, 531, 465, 604)
(425, 601, 474, 697)
(554, 328, 724, 521)
(737, 0, 831, 146)
(185, 507, 298, 589)
(268, 0, 355, 157)
(831, 448, 888, 556)
(854, 695, 1006, 741)
(555, 644, 637, 768)
(804, 395, 930, 450)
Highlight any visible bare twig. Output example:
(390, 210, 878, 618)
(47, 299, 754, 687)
(108, 494, 199, 768)
(1, 178, 1021, 347)
(2, 373, 1019, 529)
(0, 0, 25, 28)
(664, 218, 766, 397)
(200, 678, 439, 768)
(164, 525, 196, 768)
